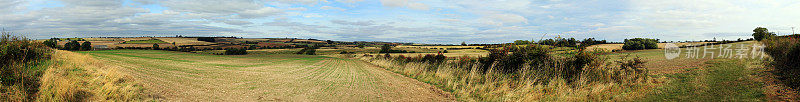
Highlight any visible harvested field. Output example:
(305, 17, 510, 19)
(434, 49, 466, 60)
(155, 37, 214, 45)
(395, 45, 484, 49)
(82, 50, 455, 101)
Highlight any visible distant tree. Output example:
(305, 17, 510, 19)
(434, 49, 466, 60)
(305, 47, 316, 55)
(153, 44, 160, 50)
(622, 38, 658, 50)
(357, 44, 365, 48)
(442, 50, 448, 53)
(461, 42, 467, 46)
(80, 41, 92, 51)
(379, 44, 392, 53)
(514, 40, 532, 45)
(224, 48, 247, 55)
(63, 40, 80, 51)
(752, 27, 776, 41)
(43, 38, 58, 48)
(197, 37, 216, 42)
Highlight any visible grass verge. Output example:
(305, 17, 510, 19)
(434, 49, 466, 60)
(36, 50, 151, 101)
(643, 59, 765, 101)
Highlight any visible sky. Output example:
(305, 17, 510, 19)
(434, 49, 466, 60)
(1, 0, 799, 44)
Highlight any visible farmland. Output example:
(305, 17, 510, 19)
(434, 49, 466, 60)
(80, 50, 454, 101)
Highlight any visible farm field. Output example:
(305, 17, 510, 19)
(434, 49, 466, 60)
(80, 50, 454, 101)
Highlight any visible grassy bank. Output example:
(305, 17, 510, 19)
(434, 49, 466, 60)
(36, 50, 150, 101)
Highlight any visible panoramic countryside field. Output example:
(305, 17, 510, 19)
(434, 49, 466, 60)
(3, 0, 800, 101)
(4, 31, 799, 101)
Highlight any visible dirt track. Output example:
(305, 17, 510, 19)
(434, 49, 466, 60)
(84, 50, 454, 101)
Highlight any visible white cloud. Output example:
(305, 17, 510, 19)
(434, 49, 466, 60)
(380, 0, 429, 10)
(406, 2, 429, 10)
(320, 6, 345, 11)
(221, 20, 253, 26)
(237, 7, 282, 18)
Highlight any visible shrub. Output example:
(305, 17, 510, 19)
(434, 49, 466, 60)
(1, 32, 52, 101)
(622, 38, 658, 50)
(80, 41, 92, 51)
(360, 44, 649, 101)
(762, 37, 800, 88)
(152, 44, 160, 50)
(479, 45, 551, 74)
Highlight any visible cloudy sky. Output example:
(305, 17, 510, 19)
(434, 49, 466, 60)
(1, 0, 799, 44)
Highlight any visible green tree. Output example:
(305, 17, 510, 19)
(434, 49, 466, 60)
(43, 38, 58, 48)
(63, 40, 80, 51)
(80, 41, 92, 51)
(461, 42, 467, 46)
(752, 27, 776, 41)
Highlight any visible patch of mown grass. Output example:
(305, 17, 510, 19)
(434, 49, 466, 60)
(643, 59, 765, 101)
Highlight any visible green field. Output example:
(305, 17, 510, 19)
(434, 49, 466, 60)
(123, 39, 168, 44)
(80, 50, 453, 101)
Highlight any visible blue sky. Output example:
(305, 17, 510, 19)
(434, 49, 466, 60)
(1, 0, 799, 44)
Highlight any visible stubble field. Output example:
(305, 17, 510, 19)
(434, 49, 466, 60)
(80, 50, 454, 101)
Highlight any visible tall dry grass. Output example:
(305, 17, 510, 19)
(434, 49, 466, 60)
(358, 52, 652, 101)
(36, 50, 149, 101)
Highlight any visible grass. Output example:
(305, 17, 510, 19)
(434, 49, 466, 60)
(36, 50, 149, 101)
(122, 39, 168, 44)
(359, 52, 653, 101)
(81, 50, 454, 101)
(642, 59, 765, 101)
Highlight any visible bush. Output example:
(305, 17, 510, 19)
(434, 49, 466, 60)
(1, 32, 52, 101)
(80, 41, 92, 51)
(152, 44, 160, 50)
(224, 48, 248, 55)
(622, 38, 658, 50)
(762, 37, 800, 89)
(360, 43, 649, 101)
(479, 45, 551, 74)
